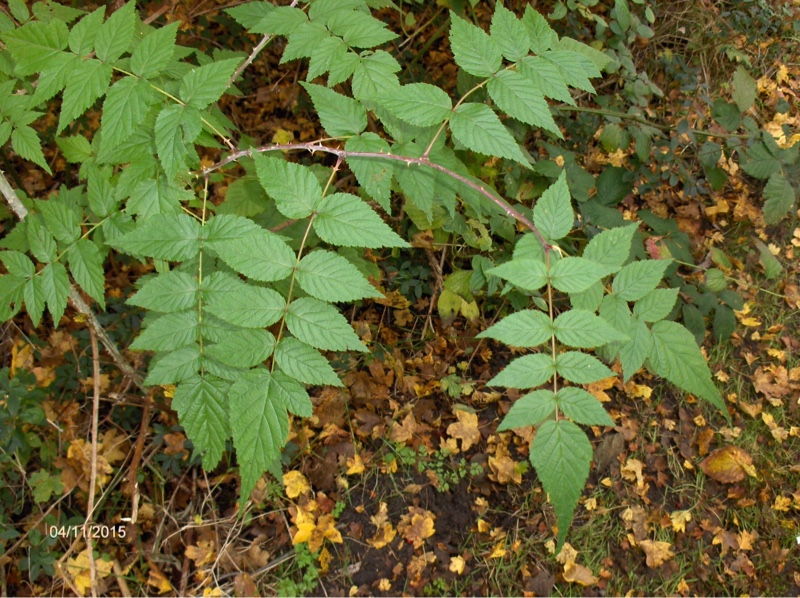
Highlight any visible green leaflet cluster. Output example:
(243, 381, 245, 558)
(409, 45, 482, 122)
(478, 172, 728, 548)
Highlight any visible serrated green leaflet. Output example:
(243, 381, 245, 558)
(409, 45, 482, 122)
(114, 213, 202, 261)
(94, 1, 134, 62)
(172, 375, 229, 469)
(487, 259, 548, 291)
(274, 337, 343, 387)
(599, 293, 633, 335)
(270, 370, 313, 417)
(549, 257, 603, 293)
(179, 58, 240, 109)
(513, 233, 547, 262)
(40, 262, 69, 327)
(553, 309, 629, 348)
(541, 50, 597, 93)
(556, 387, 614, 426)
(37, 199, 80, 243)
(449, 12, 501, 77)
(67, 239, 106, 308)
(612, 259, 670, 301)
(301, 82, 366, 137)
(130, 310, 198, 351)
(517, 56, 575, 106)
(58, 59, 112, 133)
(569, 280, 603, 312)
(490, 4, 529, 62)
(144, 344, 201, 385)
(476, 309, 552, 347)
(379, 83, 452, 127)
(619, 317, 652, 381)
(253, 154, 322, 219)
(487, 354, 554, 389)
(648, 321, 728, 417)
(203, 214, 261, 242)
(314, 193, 409, 248)
(209, 229, 295, 282)
(497, 389, 556, 430)
(533, 171, 572, 241)
(763, 172, 796, 225)
(286, 297, 368, 353)
(487, 70, 561, 137)
(296, 250, 382, 302)
(345, 133, 393, 211)
(56, 135, 93, 164)
(583, 223, 637, 275)
(0, 252, 34, 278)
(230, 369, 290, 498)
(3, 20, 69, 76)
(205, 329, 276, 369)
(351, 50, 401, 100)
(326, 8, 397, 48)
(130, 22, 179, 78)
(529, 419, 592, 549)
(450, 103, 530, 168)
(633, 288, 678, 322)
(27, 217, 57, 263)
(522, 6, 557, 55)
(204, 284, 285, 328)
(129, 270, 197, 312)
(555, 351, 614, 384)
(24, 277, 44, 327)
(12, 126, 51, 173)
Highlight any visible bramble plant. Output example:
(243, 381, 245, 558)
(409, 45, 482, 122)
(0, 0, 731, 549)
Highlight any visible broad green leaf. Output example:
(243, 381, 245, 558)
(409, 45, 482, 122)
(204, 284, 285, 328)
(253, 154, 322, 219)
(129, 270, 198, 313)
(67, 239, 106, 308)
(130, 310, 199, 351)
(351, 50, 401, 101)
(37, 199, 81, 243)
(533, 171, 572, 241)
(56, 135, 93, 163)
(3, 19, 69, 75)
(633, 288, 678, 322)
(326, 8, 397, 48)
(487, 259, 548, 291)
(145, 344, 201, 385)
(286, 297, 368, 353)
(513, 233, 547, 262)
(254, 5, 307, 35)
(648, 320, 728, 417)
(179, 58, 240, 109)
(555, 37, 613, 72)
(114, 213, 202, 261)
(582, 223, 638, 276)
(521, 6, 557, 55)
(11, 125, 51, 173)
(100, 77, 157, 155)
(208, 229, 295, 282)
(612, 259, 670, 301)
(274, 337, 343, 387)
(619, 317, 652, 381)
(172, 375, 229, 469)
(487, 70, 561, 137)
(94, 2, 135, 62)
(24, 276, 45, 327)
(755, 238, 783, 279)
(731, 66, 757, 112)
(314, 192, 409, 248)
(556, 387, 614, 426)
(476, 309, 552, 347)
(155, 104, 190, 179)
(553, 309, 629, 348)
(549, 257, 604, 293)
(490, 4, 529, 62)
(450, 103, 531, 168)
(270, 370, 313, 417)
(58, 58, 112, 133)
(345, 133, 393, 211)
(449, 12, 502, 77)
(217, 177, 270, 217)
(306, 34, 341, 81)
(203, 214, 261, 242)
(226, 2, 275, 30)
(8, 0, 30, 24)
(530, 419, 592, 549)
(130, 21, 179, 78)
(205, 329, 276, 369)
(126, 178, 186, 220)
(555, 351, 614, 384)
(741, 142, 780, 179)
(296, 250, 382, 302)
(498, 389, 556, 430)
(282, 21, 328, 63)
(569, 280, 603, 312)
(40, 262, 70, 326)
(599, 293, 633, 335)
(31, 53, 79, 104)
(518, 55, 574, 106)
(300, 82, 367, 137)
(230, 369, 290, 497)
(762, 171, 796, 225)
(0, 251, 34, 278)
(613, 0, 631, 31)
(541, 50, 596, 93)
(0, 275, 26, 321)
(487, 354, 555, 389)
(26, 217, 57, 263)
(379, 83, 452, 127)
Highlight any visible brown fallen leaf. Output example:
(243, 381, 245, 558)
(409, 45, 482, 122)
(397, 507, 436, 548)
(699, 445, 757, 483)
(562, 560, 598, 586)
(447, 407, 480, 452)
(638, 539, 674, 568)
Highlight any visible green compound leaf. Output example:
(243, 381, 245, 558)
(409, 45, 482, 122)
(633, 288, 678, 322)
(98, 76, 156, 154)
(549, 257, 604, 293)
(522, 6, 557, 55)
(582, 223, 638, 276)
(541, 50, 597, 93)
(296, 250, 382, 302)
(144, 344, 201, 386)
(300, 82, 367, 137)
(270, 369, 313, 417)
(204, 284, 285, 328)
(3, 20, 69, 76)
(612, 259, 671, 301)
(487, 70, 561, 137)
(253, 154, 322, 219)
(555, 351, 614, 384)
(67, 239, 106, 309)
(0, 252, 34, 279)
(487, 353, 555, 389)
(208, 229, 295, 282)
(490, 4, 530, 63)
(27, 216, 57, 263)
(533, 171, 572, 241)
(130, 310, 199, 351)
(450, 103, 530, 168)
(130, 22, 179, 78)
(497, 389, 556, 430)
(379, 83, 452, 127)
(286, 297, 369, 353)
(0, 275, 26, 321)
(205, 329, 276, 369)
(352, 50, 401, 101)
(94, 2, 135, 62)
(487, 259, 548, 292)
(553, 309, 629, 348)
(648, 320, 728, 418)
(24, 276, 45, 327)
(314, 192, 409, 248)
(114, 213, 202, 261)
(179, 58, 240, 110)
(476, 309, 552, 348)
(129, 270, 198, 313)
(230, 369, 290, 498)
(11, 125, 51, 173)
(58, 58, 112, 133)
(345, 133, 393, 211)
(619, 317, 652, 381)
(40, 262, 69, 327)
(274, 337, 343, 387)
(37, 198, 81, 243)
(154, 104, 192, 179)
(762, 171, 796, 225)
(556, 387, 614, 426)
(529, 419, 592, 549)
(449, 11, 502, 77)
(172, 375, 230, 469)
(56, 135, 93, 164)
(325, 8, 398, 48)
(518, 56, 575, 106)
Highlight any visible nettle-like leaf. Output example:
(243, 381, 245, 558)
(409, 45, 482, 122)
(313, 193, 409, 248)
(449, 103, 530, 167)
(449, 11, 502, 78)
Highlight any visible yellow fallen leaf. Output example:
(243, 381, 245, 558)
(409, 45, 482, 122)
(66, 550, 114, 596)
(203, 588, 224, 597)
(488, 542, 506, 559)
(670, 510, 692, 533)
(147, 563, 173, 595)
(562, 560, 598, 586)
(378, 578, 391, 591)
(621, 458, 645, 488)
(699, 445, 757, 483)
(185, 540, 216, 567)
(346, 454, 365, 475)
(449, 555, 465, 574)
(773, 496, 792, 512)
(555, 542, 578, 564)
(397, 507, 436, 549)
(639, 540, 674, 568)
(447, 408, 480, 452)
(283, 471, 311, 499)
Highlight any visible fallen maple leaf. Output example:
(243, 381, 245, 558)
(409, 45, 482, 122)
(638, 539, 674, 568)
(449, 555, 466, 574)
(185, 540, 216, 567)
(390, 412, 420, 444)
(699, 445, 757, 483)
(398, 507, 435, 548)
(488, 443, 522, 484)
(562, 560, 598, 586)
(670, 510, 692, 533)
(447, 407, 480, 452)
(346, 454, 365, 475)
(283, 471, 311, 498)
(65, 550, 114, 596)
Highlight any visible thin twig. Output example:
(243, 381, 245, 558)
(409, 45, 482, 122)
(86, 328, 101, 598)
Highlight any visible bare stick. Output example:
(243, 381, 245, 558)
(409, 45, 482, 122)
(86, 328, 101, 598)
